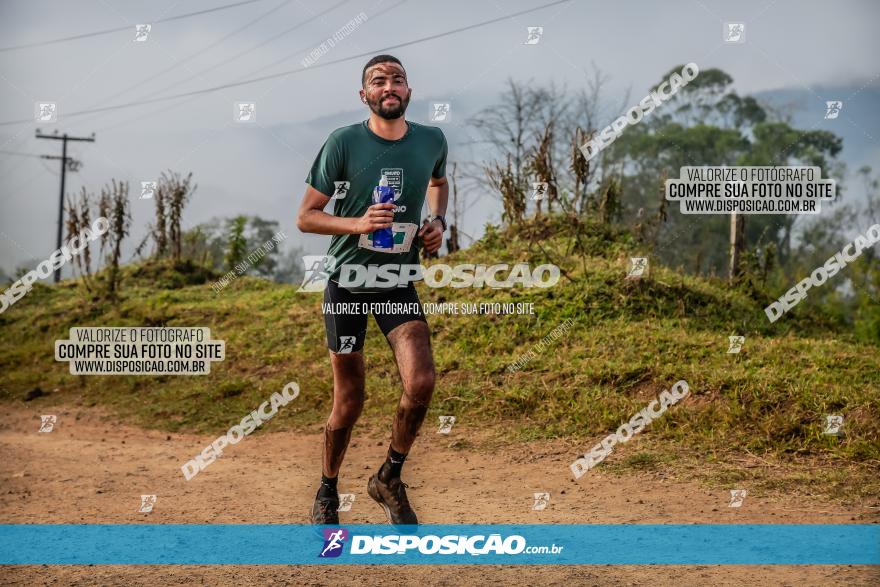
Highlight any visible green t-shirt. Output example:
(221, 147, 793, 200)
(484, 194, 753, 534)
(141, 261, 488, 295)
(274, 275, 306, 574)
(305, 119, 448, 290)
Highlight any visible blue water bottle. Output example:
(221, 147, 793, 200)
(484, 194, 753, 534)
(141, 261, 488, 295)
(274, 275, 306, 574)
(371, 175, 395, 249)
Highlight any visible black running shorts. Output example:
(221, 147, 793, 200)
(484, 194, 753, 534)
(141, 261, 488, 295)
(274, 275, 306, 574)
(322, 280, 427, 353)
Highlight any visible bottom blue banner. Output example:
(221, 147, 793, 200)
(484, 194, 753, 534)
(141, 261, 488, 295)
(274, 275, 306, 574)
(0, 524, 877, 565)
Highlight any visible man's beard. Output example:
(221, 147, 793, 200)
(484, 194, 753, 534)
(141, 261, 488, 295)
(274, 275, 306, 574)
(367, 92, 409, 119)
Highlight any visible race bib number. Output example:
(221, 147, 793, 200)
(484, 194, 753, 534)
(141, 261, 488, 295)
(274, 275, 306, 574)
(358, 222, 417, 253)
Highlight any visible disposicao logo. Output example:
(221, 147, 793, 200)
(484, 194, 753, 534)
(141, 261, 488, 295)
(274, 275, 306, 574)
(315, 530, 565, 559)
(319, 528, 348, 558)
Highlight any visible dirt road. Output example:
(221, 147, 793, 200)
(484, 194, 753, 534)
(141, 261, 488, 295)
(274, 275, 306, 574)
(1, 402, 876, 586)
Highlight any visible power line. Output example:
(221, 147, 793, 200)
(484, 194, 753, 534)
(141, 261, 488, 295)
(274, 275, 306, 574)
(39, 158, 60, 176)
(0, 149, 44, 158)
(35, 130, 96, 282)
(0, 0, 573, 127)
(88, 0, 299, 108)
(92, 0, 400, 133)
(132, 0, 350, 104)
(0, 0, 270, 52)
(94, 94, 203, 134)
(74, 0, 343, 133)
(245, 0, 404, 80)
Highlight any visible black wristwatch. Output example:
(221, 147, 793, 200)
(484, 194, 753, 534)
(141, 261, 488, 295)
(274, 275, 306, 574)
(428, 214, 447, 231)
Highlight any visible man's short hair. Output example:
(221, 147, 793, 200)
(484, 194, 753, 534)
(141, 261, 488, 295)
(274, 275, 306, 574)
(362, 54, 406, 86)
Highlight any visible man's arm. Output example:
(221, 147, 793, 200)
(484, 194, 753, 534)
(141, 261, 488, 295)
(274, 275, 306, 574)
(418, 176, 449, 254)
(426, 175, 449, 219)
(296, 184, 393, 235)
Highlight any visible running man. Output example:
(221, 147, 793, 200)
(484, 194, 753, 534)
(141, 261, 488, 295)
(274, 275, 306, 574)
(296, 54, 448, 526)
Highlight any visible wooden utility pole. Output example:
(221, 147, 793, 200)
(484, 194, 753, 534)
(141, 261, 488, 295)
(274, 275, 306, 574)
(729, 212, 745, 283)
(35, 129, 95, 282)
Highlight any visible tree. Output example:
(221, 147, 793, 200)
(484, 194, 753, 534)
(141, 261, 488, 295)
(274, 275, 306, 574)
(614, 66, 842, 276)
(64, 187, 96, 289)
(184, 215, 285, 277)
(469, 78, 544, 190)
(246, 216, 284, 277)
(146, 170, 196, 262)
(224, 216, 248, 273)
(272, 245, 307, 284)
(786, 166, 880, 342)
(468, 78, 575, 223)
(100, 180, 132, 298)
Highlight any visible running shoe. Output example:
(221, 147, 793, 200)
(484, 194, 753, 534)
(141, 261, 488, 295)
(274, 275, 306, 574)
(367, 473, 418, 526)
(310, 490, 340, 525)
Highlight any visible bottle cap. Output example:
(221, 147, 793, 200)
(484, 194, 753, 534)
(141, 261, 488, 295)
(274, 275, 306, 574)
(379, 175, 389, 187)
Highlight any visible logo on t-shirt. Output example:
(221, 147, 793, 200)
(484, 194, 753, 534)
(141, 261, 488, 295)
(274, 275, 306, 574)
(380, 168, 406, 212)
(380, 168, 403, 200)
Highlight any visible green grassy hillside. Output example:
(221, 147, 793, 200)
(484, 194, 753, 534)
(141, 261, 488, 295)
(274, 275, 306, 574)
(1, 216, 877, 498)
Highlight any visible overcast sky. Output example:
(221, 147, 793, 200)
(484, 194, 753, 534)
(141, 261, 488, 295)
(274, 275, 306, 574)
(1, 0, 878, 274)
